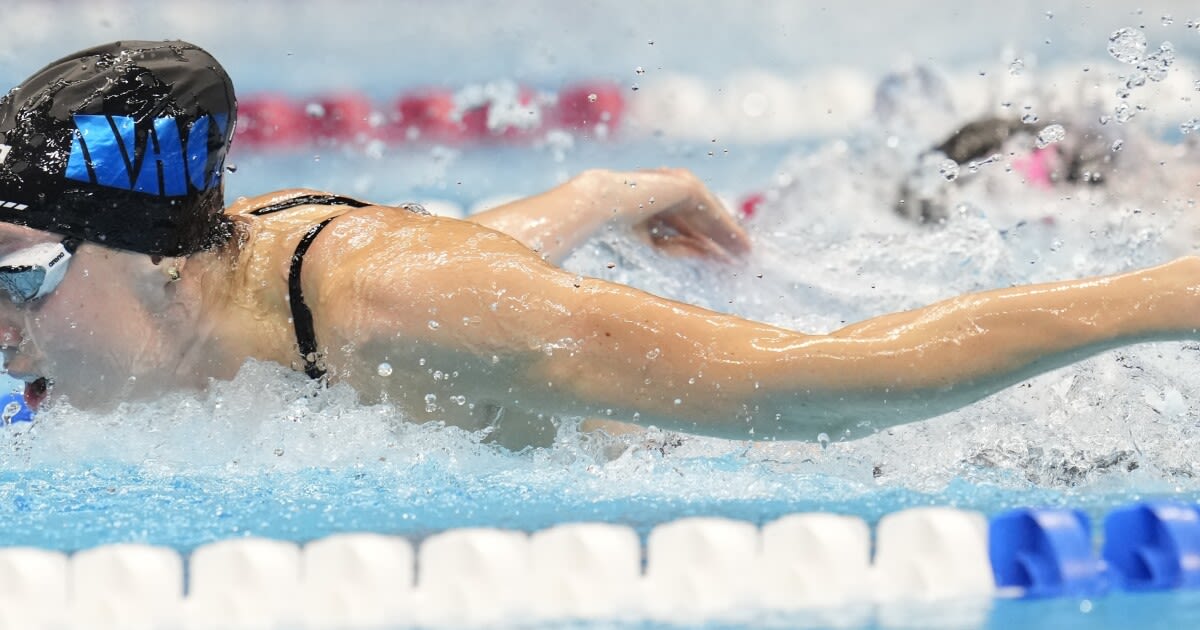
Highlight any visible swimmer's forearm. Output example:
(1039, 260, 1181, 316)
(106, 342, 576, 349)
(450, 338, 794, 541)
(527, 258, 1200, 441)
(468, 169, 700, 263)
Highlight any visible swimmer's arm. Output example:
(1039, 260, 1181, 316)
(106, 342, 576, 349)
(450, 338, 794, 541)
(468, 168, 749, 265)
(322, 217, 1200, 441)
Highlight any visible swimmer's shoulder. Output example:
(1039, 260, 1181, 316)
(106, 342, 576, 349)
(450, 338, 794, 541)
(224, 188, 434, 224)
(224, 188, 365, 217)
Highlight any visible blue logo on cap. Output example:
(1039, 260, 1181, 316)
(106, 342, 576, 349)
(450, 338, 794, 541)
(64, 113, 228, 196)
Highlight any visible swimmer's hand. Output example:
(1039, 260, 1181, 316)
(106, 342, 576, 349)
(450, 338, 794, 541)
(625, 168, 752, 262)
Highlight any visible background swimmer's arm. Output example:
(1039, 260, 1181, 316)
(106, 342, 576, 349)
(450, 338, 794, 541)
(468, 168, 749, 265)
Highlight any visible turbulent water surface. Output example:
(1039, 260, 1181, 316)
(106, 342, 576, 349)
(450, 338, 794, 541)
(1, 2, 1200, 628)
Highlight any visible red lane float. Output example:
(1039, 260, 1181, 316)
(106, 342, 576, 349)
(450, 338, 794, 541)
(459, 85, 541, 143)
(234, 94, 307, 150)
(306, 91, 379, 146)
(738, 192, 766, 219)
(553, 82, 624, 139)
(391, 89, 464, 144)
(232, 82, 626, 152)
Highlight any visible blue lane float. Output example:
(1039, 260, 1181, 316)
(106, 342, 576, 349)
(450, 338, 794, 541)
(1102, 502, 1200, 591)
(988, 507, 1106, 597)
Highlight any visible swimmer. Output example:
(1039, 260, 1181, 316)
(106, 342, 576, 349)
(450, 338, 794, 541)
(895, 115, 1119, 223)
(4, 40, 1200, 446)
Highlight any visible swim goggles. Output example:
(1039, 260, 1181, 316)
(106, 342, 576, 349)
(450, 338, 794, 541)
(0, 238, 78, 304)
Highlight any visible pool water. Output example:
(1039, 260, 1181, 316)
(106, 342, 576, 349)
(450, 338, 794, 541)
(3, 1, 1200, 627)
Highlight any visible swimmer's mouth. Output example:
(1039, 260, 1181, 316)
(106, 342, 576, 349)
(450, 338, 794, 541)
(24, 377, 50, 411)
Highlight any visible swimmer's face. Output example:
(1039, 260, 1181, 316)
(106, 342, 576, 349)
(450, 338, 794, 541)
(0, 222, 170, 410)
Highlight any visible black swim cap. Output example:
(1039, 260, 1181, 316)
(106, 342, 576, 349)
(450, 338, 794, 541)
(0, 40, 236, 256)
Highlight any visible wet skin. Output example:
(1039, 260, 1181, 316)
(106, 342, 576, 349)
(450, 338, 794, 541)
(3, 168, 1200, 443)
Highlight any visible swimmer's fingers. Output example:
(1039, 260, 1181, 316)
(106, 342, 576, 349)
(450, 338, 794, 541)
(655, 200, 751, 260)
(687, 193, 752, 256)
(643, 215, 737, 262)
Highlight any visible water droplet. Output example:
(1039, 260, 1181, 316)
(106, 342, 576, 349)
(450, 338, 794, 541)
(645, 348, 661, 360)
(273, 447, 284, 457)
(938, 159, 960, 181)
(428, 320, 440, 330)
(1111, 139, 1125, 151)
(1114, 101, 1136, 123)
(1035, 124, 1066, 148)
(673, 398, 682, 406)
(1021, 111, 1040, 124)
(225, 163, 238, 174)
(634, 66, 645, 75)
(376, 362, 393, 377)
(817, 432, 830, 450)
(630, 83, 639, 92)
(1108, 27, 1147, 64)
(1049, 238, 1064, 252)
(1182, 119, 1200, 135)
(305, 102, 326, 118)
(1008, 58, 1024, 76)
(587, 93, 598, 103)
(1162, 15, 1174, 26)
(1044, 10, 1053, 19)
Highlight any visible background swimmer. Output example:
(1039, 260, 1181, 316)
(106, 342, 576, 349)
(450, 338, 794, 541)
(4, 41, 1200, 448)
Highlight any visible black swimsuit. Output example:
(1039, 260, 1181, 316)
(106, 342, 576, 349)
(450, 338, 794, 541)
(248, 194, 425, 379)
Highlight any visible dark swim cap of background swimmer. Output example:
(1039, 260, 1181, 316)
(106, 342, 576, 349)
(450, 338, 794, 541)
(0, 40, 236, 256)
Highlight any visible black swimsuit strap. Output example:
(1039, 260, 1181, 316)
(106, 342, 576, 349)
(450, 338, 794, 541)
(290, 217, 336, 379)
(270, 193, 425, 380)
(250, 193, 370, 216)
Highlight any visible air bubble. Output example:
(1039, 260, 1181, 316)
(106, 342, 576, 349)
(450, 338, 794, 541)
(1108, 27, 1147, 64)
(376, 362, 393, 377)
(424, 394, 438, 413)
(1035, 124, 1066, 148)
(587, 93, 598, 103)
(305, 102, 326, 118)
(817, 432, 830, 450)
(1114, 101, 1136, 123)
(938, 159, 960, 181)
(428, 320, 440, 330)
(645, 348, 661, 359)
